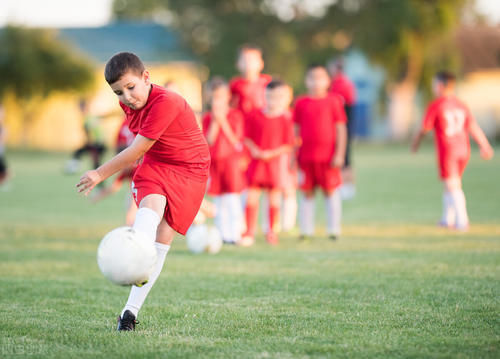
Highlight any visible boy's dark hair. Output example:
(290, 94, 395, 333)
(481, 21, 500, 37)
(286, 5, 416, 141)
(435, 71, 456, 86)
(208, 76, 228, 92)
(105, 52, 145, 84)
(238, 43, 263, 57)
(306, 63, 328, 74)
(266, 78, 286, 90)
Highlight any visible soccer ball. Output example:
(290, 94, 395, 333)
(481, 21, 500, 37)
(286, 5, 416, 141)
(186, 224, 223, 254)
(97, 227, 157, 286)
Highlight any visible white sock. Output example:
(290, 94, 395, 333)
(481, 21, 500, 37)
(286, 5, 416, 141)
(260, 195, 269, 233)
(121, 242, 170, 318)
(133, 207, 161, 243)
(227, 193, 244, 242)
(299, 196, 315, 236)
(450, 189, 469, 229)
(214, 195, 231, 240)
(441, 191, 455, 226)
(282, 194, 297, 231)
(326, 190, 342, 236)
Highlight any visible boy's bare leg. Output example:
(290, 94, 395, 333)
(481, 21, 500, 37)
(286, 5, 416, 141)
(324, 188, 341, 238)
(443, 176, 469, 230)
(240, 188, 260, 246)
(266, 189, 282, 245)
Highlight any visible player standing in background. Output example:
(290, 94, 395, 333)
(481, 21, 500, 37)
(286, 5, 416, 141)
(65, 99, 107, 175)
(328, 58, 357, 200)
(0, 104, 9, 188)
(411, 71, 493, 231)
(202, 78, 246, 244)
(91, 118, 138, 226)
(77, 52, 210, 331)
(240, 80, 294, 246)
(294, 64, 347, 241)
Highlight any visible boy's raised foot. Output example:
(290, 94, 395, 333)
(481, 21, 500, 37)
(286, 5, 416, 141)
(117, 310, 139, 331)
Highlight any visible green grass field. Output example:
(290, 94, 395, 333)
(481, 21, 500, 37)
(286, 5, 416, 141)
(0, 144, 499, 358)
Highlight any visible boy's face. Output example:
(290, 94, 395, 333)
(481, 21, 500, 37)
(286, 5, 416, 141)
(265, 86, 288, 114)
(110, 70, 151, 110)
(236, 49, 264, 76)
(305, 67, 331, 95)
(211, 86, 230, 113)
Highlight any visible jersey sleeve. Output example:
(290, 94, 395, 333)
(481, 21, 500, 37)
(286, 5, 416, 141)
(139, 97, 181, 140)
(231, 110, 245, 141)
(332, 96, 347, 124)
(422, 103, 438, 132)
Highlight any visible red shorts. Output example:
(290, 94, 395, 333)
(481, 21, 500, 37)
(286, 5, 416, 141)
(208, 155, 246, 195)
(246, 158, 283, 190)
(132, 163, 208, 235)
(438, 154, 469, 180)
(298, 161, 342, 192)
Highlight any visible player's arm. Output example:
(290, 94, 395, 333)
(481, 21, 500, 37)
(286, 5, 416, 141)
(244, 138, 262, 159)
(469, 121, 494, 160)
(216, 116, 243, 151)
(332, 122, 347, 168)
(205, 118, 220, 145)
(261, 145, 292, 161)
(411, 128, 430, 153)
(77, 134, 155, 195)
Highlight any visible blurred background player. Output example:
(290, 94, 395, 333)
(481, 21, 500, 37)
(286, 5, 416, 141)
(280, 84, 299, 232)
(240, 79, 294, 246)
(65, 99, 107, 175)
(202, 78, 246, 244)
(0, 104, 9, 189)
(91, 117, 137, 225)
(294, 64, 347, 240)
(230, 44, 272, 116)
(328, 57, 357, 200)
(411, 71, 494, 231)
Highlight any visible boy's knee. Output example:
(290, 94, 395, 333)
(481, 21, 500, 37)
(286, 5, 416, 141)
(156, 221, 175, 245)
(139, 194, 167, 218)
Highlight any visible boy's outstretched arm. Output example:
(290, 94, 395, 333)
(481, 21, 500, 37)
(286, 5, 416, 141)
(411, 129, 427, 153)
(469, 121, 494, 160)
(332, 122, 347, 168)
(77, 134, 155, 195)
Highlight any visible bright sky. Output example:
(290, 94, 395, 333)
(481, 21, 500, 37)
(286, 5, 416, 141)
(0, 0, 499, 27)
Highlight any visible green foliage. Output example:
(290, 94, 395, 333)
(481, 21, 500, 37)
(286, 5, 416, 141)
(0, 26, 95, 100)
(112, 0, 472, 91)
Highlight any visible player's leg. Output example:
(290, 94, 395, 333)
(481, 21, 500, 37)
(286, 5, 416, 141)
(131, 194, 166, 242)
(226, 192, 244, 243)
(125, 191, 138, 226)
(240, 187, 260, 246)
(119, 218, 175, 330)
(298, 163, 315, 239)
(282, 185, 297, 232)
(444, 176, 469, 231)
(214, 195, 232, 243)
(324, 188, 342, 239)
(266, 189, 282, 245)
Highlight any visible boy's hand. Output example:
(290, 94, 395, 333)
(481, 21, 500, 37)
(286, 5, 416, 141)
(480, 145, 494, 160)
(76, 170, 102, 196)
(260, 150, 273, 161)
(332, 153, 344, 168)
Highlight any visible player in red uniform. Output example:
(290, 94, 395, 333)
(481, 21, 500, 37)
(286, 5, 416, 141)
(294, 64, 347, 240)
(76, 52, 210, 331)
(328, 58, 357, 200)
(411, 71, 493, 231)
(230, 44, 272, 116)
(202, 78, 246, 244)
(91, 118, 138, 226)
(240, 79, 294, 246)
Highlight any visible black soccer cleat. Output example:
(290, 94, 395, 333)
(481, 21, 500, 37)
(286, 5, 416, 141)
(328, 234, 338, 241)
(117, 310, 139, 331)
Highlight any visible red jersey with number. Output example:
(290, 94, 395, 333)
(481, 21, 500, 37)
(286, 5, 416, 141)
(230, 74, 272, 115)
(202, 109, 244, 160)
(294, 94, 347, 163)
(119, 84, 210, 179)
(422, 96, 472, 161)
(329, 73, 356, 106)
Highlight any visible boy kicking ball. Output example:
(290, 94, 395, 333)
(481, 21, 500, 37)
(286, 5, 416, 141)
(76, 52, 210, 331)
(412, 71, 493, 231)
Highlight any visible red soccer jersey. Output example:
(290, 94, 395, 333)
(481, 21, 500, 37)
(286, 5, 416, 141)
(245, 110, 294, 152)
(116, 117, 135, 149)
(329, 73, 356, 106)
(422, 96, 473, 160)
(294, 94, 347, 162)
(202, 109, 244, 160)
(119, 84, 210, 178)
(229, 74, 272, 115)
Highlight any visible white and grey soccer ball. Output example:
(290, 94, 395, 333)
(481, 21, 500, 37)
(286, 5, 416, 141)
(186, 225, 223, 254)
(97, 227, 157, 286)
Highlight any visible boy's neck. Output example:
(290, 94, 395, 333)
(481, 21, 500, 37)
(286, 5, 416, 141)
(243, 72, 261, 82)
(308, 90, 328, 99)
(264, 108, 284, 117)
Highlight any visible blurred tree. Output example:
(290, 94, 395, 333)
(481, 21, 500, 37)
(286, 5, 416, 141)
(112, 0, 472, 137)
(0, 26, 95, 142)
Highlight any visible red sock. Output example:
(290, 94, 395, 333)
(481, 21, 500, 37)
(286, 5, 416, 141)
(245, 204, 258, 237)
(269, 206, 280, 233)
